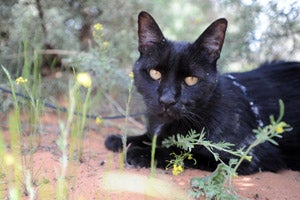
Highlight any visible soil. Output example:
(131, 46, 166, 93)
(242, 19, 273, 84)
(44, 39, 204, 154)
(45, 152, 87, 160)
(1, 112, 300, 200)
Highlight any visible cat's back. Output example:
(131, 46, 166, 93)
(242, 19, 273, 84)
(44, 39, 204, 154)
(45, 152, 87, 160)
(228, 63, 299, 132)
(227, 61, 300, 120)
(228, 61, 300, 93)
(224, 61, 300, 170)
(225, 61, 300, 111)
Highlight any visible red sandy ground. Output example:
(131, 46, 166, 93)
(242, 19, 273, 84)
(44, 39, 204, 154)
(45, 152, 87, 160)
(1, 112, 300, 200)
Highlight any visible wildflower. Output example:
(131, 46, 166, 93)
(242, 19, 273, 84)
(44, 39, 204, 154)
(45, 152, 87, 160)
(95, 116, 103, 125)
(172, 164, 184, 176)
(76, 72, 92, 88)
(275, 122, 288, 134)
(4, 153, 15, 166)
(245, 155, 252, 162)
(188, 154, 193, 160)
(103, 41, 109, 48)
(16, 77, 28, 85)
(93, 23, 103, 31)
(129, 72, 134, 79)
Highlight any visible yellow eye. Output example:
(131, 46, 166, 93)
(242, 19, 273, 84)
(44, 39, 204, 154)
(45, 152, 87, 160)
(149, 69, 162, 80)
(184, 76, 199, 86)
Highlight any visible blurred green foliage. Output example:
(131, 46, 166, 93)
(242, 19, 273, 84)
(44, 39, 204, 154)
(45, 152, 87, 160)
(1, 0, 299, 71)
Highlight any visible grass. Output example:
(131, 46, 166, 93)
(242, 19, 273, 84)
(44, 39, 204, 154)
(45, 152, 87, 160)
(1, 64, 95, 199)
(0, 21, 98, 200)
(0, 24, 142, 199)
(120, 71, 135, 170)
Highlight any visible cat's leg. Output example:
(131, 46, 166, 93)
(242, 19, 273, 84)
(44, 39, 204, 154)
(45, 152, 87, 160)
(105, 133, 177, 168)
(104, 133, 151, 152)
(126, 145, 178, 168)
(105, 133, 153, 167)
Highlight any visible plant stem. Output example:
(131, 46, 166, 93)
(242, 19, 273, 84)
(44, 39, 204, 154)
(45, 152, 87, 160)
(77, 85, 92, 160)
(150, 134, 158, 176)
(233, 140, 260, 172)
(121, 76, 134, 169)
(1, 66, 21, 133)
(56, 82, 77, 199)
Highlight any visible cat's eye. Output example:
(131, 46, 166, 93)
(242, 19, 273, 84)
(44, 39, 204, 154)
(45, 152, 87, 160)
(184, 76, 199, 86)
(149, 69, 162, 81)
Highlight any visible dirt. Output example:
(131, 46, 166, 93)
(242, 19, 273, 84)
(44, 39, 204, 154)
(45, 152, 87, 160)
(1, 112, 300, 200)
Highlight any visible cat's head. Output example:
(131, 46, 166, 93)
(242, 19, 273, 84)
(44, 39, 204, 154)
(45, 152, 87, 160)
(133, 11, 227, 122)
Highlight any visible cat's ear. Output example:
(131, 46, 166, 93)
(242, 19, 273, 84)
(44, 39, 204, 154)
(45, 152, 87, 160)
(193, 18, 227, 62)
(138, 11, 165, 52)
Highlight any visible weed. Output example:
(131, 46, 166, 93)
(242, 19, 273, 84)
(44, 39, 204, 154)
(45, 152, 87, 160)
(162, 100, 292, 199)
(0, 21, 125, 199)
(121, 71, 135, 169)
(150, 134, 158, 176)
(69, 72, 93, 162)
(165, 152, 196, 176)
(1, 64, 94, 199)
(3, 62, 44, 183)
(55, 72, 93, 199)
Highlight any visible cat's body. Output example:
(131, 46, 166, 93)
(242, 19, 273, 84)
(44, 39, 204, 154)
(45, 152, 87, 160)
(105, 11, 300, 174)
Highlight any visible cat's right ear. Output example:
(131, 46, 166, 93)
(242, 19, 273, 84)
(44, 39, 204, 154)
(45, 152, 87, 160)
(138, 11, 165, 52)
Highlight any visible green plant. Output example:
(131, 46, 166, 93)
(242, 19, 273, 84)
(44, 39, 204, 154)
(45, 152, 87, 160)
(190, 161, 238, 200)
(2, 49, 44, 183)
(56, 72, 93, 199)
(150, 134, 158, 176)
(162, 128, 248, 178)
(1, 66, 22, 132)
(56, 81, 76, 200)
(163, 129, 248, 165)
(165, 151, 196, 176)
(1, 64, 95, 199)
(69, 72, 93, 162)
(64, 22, 134, 122)
(162, 100, 292, 199)
(121, 71, 135, 170)
(1, 66, 44, 199)
(0, 111, 43, 200)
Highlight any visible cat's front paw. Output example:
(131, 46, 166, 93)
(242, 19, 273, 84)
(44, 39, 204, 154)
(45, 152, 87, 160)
(105, 134, 123, 152)
(126, 146, 151, 168)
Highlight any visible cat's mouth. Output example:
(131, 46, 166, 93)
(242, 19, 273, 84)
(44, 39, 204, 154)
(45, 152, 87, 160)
(160, 112, 172, 120)
(158, 108, 182, 121)
(158, 113, 173, 122)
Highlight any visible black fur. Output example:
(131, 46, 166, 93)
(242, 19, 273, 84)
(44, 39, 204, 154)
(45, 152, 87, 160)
(105, 11, 300, 174)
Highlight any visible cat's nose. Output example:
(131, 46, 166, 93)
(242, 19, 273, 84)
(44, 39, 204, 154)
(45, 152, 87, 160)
(159, 94, 176, 108)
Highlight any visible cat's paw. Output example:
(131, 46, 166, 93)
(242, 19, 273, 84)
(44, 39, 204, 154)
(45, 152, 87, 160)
(104, 134, 123, 152)
(126, 146, 151, 168)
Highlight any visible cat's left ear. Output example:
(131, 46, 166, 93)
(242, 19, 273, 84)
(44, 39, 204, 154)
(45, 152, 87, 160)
(193, 18, 228, 62)
(138, 11, 165, 52)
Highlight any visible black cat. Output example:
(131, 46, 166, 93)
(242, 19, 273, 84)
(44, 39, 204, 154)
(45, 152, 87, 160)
(105, 11, 300, 174)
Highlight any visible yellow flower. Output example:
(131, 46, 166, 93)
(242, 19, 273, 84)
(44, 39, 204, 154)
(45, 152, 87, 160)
(129, 72, 134, 79)
(187, 154, 193, 160)
(76, 72, 92, 88)
(16, 77, 28, 85)
(275, 122, 288, 134)
(103, 41, 109, 48)
(172, 164, 184, 176)
(95, 116, 103, 125)
(245, 155, 252, 162)
(4, 153, 15, 166)
(93, 23, 103, 31)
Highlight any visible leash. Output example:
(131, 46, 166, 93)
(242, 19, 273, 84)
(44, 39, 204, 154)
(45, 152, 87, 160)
(0, 86, 146, 120)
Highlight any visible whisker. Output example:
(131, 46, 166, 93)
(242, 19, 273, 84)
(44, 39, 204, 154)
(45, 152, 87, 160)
(183, 111, 209, 135)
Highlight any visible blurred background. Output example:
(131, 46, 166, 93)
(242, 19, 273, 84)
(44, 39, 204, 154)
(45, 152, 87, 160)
(0, 0, 299, 117)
